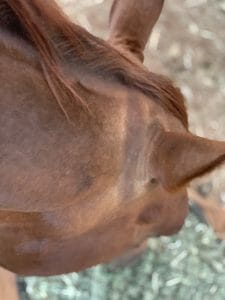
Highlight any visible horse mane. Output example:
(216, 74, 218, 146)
(1, 0, 188, 127)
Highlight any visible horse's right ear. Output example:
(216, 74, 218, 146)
(150, 126, 225, 190)
(108, 0, 164, 62)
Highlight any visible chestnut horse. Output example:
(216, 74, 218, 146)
(0, 1, 225, 297)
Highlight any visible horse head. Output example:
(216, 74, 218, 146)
(0, 0, 224, 275)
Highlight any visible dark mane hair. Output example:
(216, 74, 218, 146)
(1, 0, 188, 127)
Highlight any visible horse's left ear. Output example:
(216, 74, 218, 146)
(150, 127, 225, 190)
(108, 0, 164, 62)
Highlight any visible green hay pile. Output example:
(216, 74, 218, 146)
(20, 213, 225, 300)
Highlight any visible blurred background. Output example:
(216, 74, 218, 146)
(19, 0, 225, 299)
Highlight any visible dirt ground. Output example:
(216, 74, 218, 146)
(57, 0, 225, 204)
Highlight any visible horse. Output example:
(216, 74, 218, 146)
(0, 1, 225, 293)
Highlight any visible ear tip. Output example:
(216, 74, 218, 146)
(150, 130, 225, 189)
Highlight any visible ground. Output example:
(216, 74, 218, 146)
(20, 1, 225, 299)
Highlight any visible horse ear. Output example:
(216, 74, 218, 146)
(108, 0, 164, 62)
(150, 127, 225, 190)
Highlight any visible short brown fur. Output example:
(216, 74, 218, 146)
(1, 0, 188, 126)
(0, 0, 224, 282)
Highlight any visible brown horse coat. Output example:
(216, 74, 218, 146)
(0, 0, 224, 276)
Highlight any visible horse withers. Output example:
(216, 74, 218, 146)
(0, 0, 224, 284)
